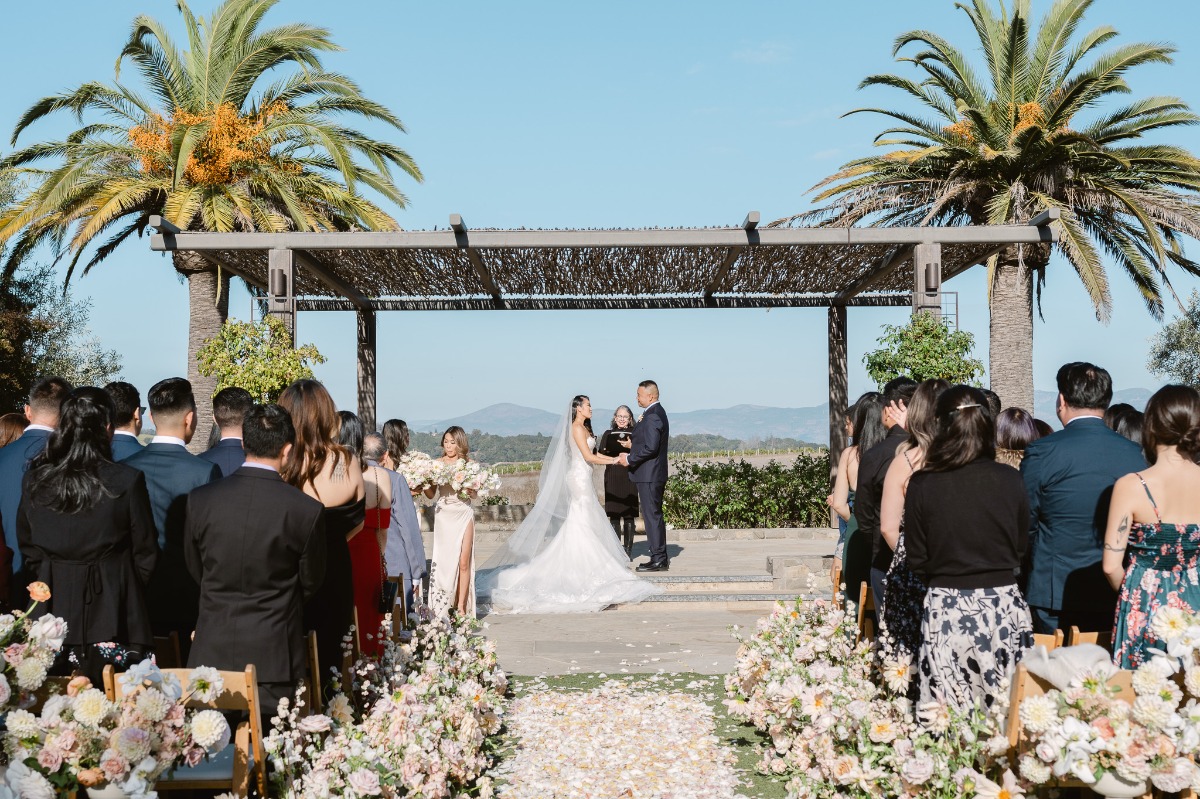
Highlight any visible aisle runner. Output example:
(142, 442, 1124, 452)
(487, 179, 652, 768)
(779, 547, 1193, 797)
(495, 681, 744, 799)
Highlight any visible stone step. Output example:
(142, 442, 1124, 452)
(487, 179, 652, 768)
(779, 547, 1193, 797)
(642, 591, 808, 603)
(469, 527, 839, 545)
(641, 574, 776, 593)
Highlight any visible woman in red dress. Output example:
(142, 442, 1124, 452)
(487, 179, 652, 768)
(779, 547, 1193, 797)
(338, 412, 391, 656)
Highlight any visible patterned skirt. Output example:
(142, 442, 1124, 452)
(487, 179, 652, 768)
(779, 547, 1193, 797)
(878, 534, 926, 697)
(918, 584, 1033, 709)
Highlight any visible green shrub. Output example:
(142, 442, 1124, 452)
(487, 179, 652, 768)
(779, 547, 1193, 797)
(663, 453, 829, 529)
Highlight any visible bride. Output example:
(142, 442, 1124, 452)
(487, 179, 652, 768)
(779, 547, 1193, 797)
(476, 395, 660, 614)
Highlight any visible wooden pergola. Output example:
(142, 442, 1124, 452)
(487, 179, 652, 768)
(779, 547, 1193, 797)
(148, 210, 1059, 461)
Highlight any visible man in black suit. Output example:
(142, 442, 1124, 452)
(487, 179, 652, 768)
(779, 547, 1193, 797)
(104, 381, 144, 461)
(124, 378, 221, 643)
(186, 404, 325, 721)
(0, 377, 71, 604)
(854, 376, 917, 609)
(1022, 362, 1147, 634)
(199, 387, 253, 477)
(618, 379, 671, 572)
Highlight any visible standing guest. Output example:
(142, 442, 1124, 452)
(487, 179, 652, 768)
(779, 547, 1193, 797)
(186, 404, 325, 723)
(827, 405, 856, 541)
(995, 408, 1041, 469)
(123, 378, 221, 645)
(1022, 363, 1147, 635)
(1033, 418, 1055, 439)
(378, 419, 428, 609)
(906, 385, 1033, 709)
(878, 378, 948, 681)
(855, 376, 917, 609)
(200, 386, 253, 476)
(338, 411, 390, 655)
(831, 393, 886, 595)
(1115, 410, 1144, 446)
(597, 405, 639, 555)
(104, 382, 144, 461)
(1103, 402, 1137, 431)
(0, 414, 29, 449)
(424, 426, 477, 617)
(1104, 385, 1200, 668)
(0, 377, 72, 604)
(17, 387, 157, 684)
(277, 380, 363, 679)
(979, 388, 1003, 419)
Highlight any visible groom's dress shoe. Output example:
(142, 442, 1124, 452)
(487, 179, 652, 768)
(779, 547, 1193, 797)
(636, 560, 669, 572)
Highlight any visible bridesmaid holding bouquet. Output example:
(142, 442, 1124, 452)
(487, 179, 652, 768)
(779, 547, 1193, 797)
(425, 426, 477, 618)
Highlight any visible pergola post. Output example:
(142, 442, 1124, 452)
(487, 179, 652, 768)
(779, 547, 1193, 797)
(912, 243, 942, 318)
(357, 309, 377, 431)
(828, 304, 849, 473)
(267, 248, 296, 344)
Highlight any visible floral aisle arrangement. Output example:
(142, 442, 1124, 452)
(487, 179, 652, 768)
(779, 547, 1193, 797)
(0, 583, 67, 719)
(431, 458, 502, 502)
(265, 607, 507, 799)
(3, 661, 231, 799)
(396, 451, 438, 493)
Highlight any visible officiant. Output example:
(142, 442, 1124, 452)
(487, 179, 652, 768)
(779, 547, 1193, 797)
(596, 406, 639, 555)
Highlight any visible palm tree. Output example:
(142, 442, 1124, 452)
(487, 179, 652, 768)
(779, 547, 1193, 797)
(0, 0, 421, 447)
(779, 0, 1200, 412)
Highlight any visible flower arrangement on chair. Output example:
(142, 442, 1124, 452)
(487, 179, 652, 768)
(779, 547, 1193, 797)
(0, 583, 68, 716)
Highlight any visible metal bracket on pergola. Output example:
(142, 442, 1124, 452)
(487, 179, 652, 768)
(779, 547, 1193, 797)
(147, 210, 1059, 457)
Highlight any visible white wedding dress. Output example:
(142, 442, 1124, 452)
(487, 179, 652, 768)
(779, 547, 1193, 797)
(477, 410, 660, 614)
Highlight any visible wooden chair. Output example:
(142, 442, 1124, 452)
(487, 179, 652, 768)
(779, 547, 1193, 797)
(856, 582, 875, 642)
(306, 630, 322, 713)
(389, 576, 407, 635)
(29, 676, 74, 713)
(1067, 625, 1114, 652)
(153, 631, 183, 668)
(1031, 629, 1064, 651)
(830, 564, 842, 604)
(103, 664, 265, 798)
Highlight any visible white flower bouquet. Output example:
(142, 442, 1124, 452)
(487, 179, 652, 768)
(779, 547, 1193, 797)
(0, 582, 68, 720)
(431, 458, 502, 501)
(395, 451, 438, 492)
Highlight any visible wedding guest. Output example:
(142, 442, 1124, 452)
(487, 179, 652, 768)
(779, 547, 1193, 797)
(17, 387, 156, 684)
(424, 426, 476, 617)
(200, 386, 253, 476)
(186, 403, 325, 722)
(1115, 410, 1144, 446)
(1103, 402, 1137, 431)
(878, 378, 948, 681)
(103, 381, 143, 461)
(0, 376, 71, 604)
(1104, 385, 1200, 668)
(855, 376, 917, 609)
(378, 419, 428, 609)
(980, 387, 1003, 418)
(598, 405, 639, 555)
(906, 385, 1033, 709)
(278, 379, 363, 679)
(828, 405, 856, 542)
(995, 407, 1041, 469)
(1033, 418, 1054, 439)
(0, 414, 28, 449)
(338, 411, 390, 654)
(123, 378, 221, 645)
(830, 392, 885, 594)
(1022, 363, 1146, 635)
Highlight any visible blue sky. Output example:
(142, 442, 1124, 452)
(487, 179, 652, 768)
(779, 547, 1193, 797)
(4, 0, 1200, 420)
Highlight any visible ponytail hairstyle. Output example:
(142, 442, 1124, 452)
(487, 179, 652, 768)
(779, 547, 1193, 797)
(923, 385, 996, 472)
(571, 395, 594, 436)
(904, 379, 950, 454)
(1141, 385, 1200, 465)
(26, 387, 116, 514)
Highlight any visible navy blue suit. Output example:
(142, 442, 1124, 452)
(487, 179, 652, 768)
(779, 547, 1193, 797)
(123, 442, 221, 638)
(0, 428, 52, 582)
(1021, 416, 1147, 633)
(199, 438, 246, 477)
(626, 403, 669, 564)
(110, 432, 144, 462)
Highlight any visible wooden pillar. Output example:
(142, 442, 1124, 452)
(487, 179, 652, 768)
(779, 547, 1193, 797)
(912, 242, 943, 318)
(267, 248, 296, 344)
(828, 304, 849, 473)
(357, 308, 377, 431)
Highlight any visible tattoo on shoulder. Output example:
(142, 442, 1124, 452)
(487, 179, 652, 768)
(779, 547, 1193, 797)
(331, 458, 346, 482)
(1117, 515, 1129, 535)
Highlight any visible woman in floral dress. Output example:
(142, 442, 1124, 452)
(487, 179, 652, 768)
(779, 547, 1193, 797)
(1103, 385, 1200, 668)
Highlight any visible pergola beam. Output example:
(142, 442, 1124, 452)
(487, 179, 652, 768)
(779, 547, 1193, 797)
(294, 250, 373, 310)
(450, 214, 504, 309)
(296, 294, 912, 312)
(703, 211, 760, 306)
(147, 216, 268, 291)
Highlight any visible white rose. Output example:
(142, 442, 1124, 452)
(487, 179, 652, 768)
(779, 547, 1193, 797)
(346, 768, 381, 796)
(26, 616, 67, 652)
(191, 709, 231, 752)
(900, 753, 935, 785)
(14, 659, 47, 692)
(72, 689, 113, 728)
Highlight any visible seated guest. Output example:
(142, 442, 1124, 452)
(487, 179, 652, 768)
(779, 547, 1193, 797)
(0, 377, 72, 605)
(17, 387, 157, 684)
(0, 413, 29, 449)
(995, 407, 1041, 469)
(366, 431, 424, 614)
(906, 385, 1033, 709)
(186, 404, 325, 723)
(338, 412, 390, 655)
(1104, 385, 1200, 668)
(1103, 402, 1137, 431)
(124, 378, 221, 643)
(104, 382, 144, 461)
(1022, 363, 1146, 635)
(200, 387, 253, 476)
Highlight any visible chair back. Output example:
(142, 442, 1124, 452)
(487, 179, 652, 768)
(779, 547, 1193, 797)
(856, 582, 875, 642)
(306, 630, 322, 713)
(1067, 626, 1114, 651)
(1031, 629, 1064, 651)
(1006, 663, 1136, 749)
(389, 576, 407, 635)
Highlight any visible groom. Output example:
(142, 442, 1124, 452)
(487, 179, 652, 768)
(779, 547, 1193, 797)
(618, 379, 670, 572)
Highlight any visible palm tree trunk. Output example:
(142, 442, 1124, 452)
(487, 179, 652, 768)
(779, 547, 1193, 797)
(989, 247, 1035, 413)
(173, 252, 229, 453)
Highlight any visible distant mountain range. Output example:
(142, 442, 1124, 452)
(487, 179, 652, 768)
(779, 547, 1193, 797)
(409, 388, 1155, 445)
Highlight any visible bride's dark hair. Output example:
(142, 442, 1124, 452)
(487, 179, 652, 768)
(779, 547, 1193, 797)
(571, 395, 594, 436)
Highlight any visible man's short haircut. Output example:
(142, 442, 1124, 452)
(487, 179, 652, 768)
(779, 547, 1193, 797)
(104, 382, 141, 427)
(242, 404, 295, 458)
(1056, 362, 1113, 410)
(212, 386, 254, 430)
(363, 432, 387, 462)
(28, 377, 73, 418)
(638, 379, 659, 397)
(978, 388, 1002, 418)
(147, 377, 196, 422)
(882, 376, 918, 408)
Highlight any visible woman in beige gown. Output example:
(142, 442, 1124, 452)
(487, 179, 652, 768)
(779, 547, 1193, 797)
(424, 426, 476, 618)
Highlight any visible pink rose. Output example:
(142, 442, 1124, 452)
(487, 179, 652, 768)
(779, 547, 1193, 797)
(4, 643, 26, 665)
(37, 748, 63, 772)
(1093, 717, 1116, 739)
(100, 750, 129, 780)
(183, 745, 204, 767)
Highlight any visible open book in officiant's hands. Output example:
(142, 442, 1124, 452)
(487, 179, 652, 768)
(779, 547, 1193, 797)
(597, 430, 631, 457)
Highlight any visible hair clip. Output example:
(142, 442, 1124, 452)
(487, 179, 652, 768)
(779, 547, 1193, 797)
(955, 402, 982, 411)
